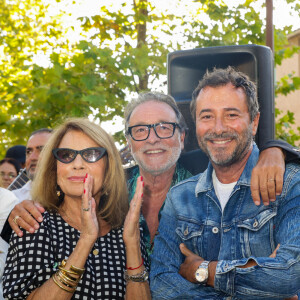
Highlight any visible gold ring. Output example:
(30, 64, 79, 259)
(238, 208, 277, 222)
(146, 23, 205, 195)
(82, 208, 90, 211)
(13, 215, 20, 226)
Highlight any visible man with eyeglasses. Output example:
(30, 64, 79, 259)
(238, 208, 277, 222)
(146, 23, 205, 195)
(123, 92, 299, 256)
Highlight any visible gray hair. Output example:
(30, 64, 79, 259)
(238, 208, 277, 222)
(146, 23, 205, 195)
(124, 91, 187, 134)
(190, 66, 259, 122)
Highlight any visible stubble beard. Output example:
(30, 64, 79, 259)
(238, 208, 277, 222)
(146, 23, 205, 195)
(197, 126, 254, 167)
(131, 144, 182, 176)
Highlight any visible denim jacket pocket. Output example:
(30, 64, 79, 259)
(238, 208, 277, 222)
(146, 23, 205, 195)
(238, 208, 277, 258)
(176, 220, 204, 255)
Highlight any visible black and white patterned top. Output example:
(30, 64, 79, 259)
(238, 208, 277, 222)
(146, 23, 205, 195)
(3, 211, 149, 299)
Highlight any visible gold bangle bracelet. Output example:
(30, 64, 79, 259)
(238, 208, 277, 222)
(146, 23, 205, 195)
(54, 273, 75, 290)
(57, 271, 79, 287)
(62, 259, 85, 273)
(58, 267, 79, 281)
(70, 264, 85, 275)
(60, 259, 85, 277)
(56, 273, 75, 289)
(52, 274, 75, 293)
(58, 265, 78, 277)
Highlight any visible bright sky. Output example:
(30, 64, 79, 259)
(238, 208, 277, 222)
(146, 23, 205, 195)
(53, 0, 299, 32)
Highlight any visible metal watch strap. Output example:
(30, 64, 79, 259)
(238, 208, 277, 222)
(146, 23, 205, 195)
(195, 260, 210, 284)
(200, 260, 210, 269)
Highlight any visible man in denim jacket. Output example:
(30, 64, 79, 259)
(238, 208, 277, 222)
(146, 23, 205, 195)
(150, 67, 300, 299)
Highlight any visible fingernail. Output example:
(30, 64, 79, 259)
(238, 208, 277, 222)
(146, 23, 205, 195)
(18, 232, 23, 237)
(141, 193, 143, 197)
(254, 201, 260, 206)
(29, 228, 34, 233)
(34, 224, 39, 230)
(143, 182, 144, 187)
(38, 217, 43, 222)
(84, 189, 86, 194)
(85, 173, 88, 178)
(141, 176, 143, 181)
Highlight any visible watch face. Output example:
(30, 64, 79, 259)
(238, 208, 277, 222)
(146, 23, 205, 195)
(195, 267, 208, 282)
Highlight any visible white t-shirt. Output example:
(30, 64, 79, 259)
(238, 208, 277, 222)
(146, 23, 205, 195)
(0, 188, 18, 300)
(212, 170, 237, 212)
(12, 180, 32, 202)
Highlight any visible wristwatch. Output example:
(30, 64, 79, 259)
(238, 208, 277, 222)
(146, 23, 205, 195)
(195, 260, 210, 284)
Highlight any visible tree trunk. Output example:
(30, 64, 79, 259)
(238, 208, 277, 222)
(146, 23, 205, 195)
(134, 0, 149, 91)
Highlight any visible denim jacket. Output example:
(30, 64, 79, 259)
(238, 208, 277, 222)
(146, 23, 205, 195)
(150, 144, 300, 299)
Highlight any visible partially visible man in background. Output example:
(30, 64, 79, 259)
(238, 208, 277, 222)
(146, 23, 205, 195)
(1, 128, 52, 241)
(0, 129, 52, 299)
(11, 128, 52, 201)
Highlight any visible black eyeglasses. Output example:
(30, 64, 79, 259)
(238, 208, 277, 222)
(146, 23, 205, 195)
(52, 147, 107, 164)
(127, 122, 180, 141)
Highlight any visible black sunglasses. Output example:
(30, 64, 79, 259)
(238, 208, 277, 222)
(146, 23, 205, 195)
(52, 147, 107, 164)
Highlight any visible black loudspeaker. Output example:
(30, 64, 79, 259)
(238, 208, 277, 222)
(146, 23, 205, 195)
(167, 45, 275, 152)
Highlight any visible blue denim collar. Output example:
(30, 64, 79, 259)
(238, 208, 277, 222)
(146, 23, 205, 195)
(195, 142, 259, 196)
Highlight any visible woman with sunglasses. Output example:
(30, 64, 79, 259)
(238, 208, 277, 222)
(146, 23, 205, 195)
(3, 118, 150, 300)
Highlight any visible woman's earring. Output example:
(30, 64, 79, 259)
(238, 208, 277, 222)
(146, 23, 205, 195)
(56, 185, 64, 203)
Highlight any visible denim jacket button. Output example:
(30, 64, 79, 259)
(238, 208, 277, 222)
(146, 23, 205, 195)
(253, 220, 259, 228)
(184, 228, 189, 235)
(212, 227, 219, 234)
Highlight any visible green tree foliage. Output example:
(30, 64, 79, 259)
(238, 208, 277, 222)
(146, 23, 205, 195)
(0, 0, 67, 156)
(1, 0, 300, 157)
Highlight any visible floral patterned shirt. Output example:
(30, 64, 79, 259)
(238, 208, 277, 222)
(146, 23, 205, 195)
(126, 163, 192, 256)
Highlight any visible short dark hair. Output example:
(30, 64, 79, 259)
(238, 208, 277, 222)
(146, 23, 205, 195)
(190, 66, 259, 122)
(5, 145, 26, 165)
(0, 158, 21, 174)
(29, 128, 53, 138)
(124, 91, 188, 135)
